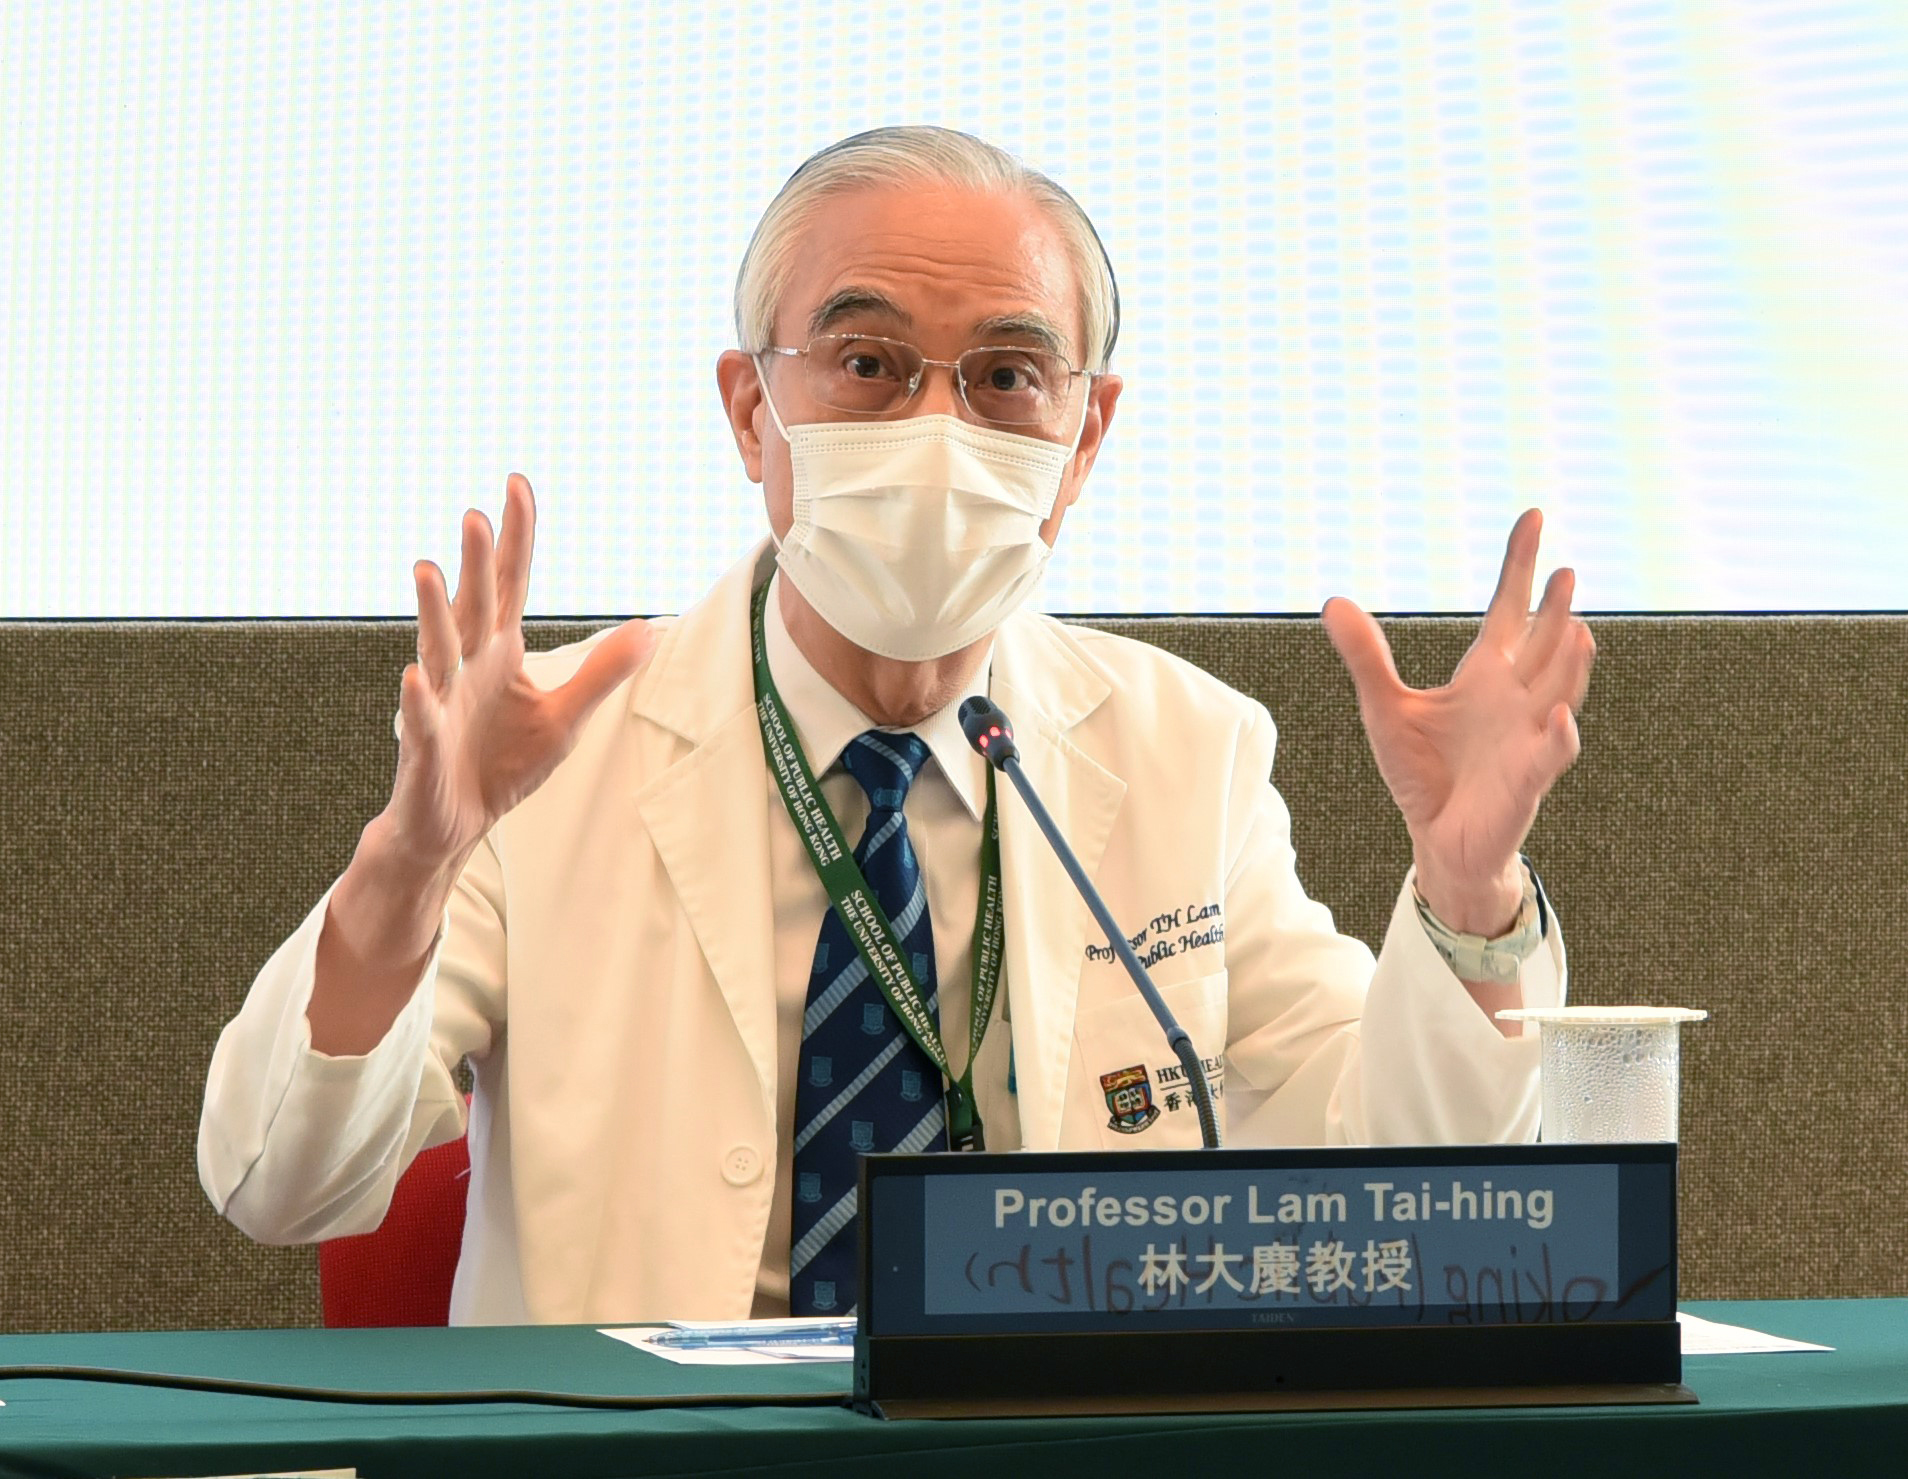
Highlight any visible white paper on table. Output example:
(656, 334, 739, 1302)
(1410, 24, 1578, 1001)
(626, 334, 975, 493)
(737, 1343, 857, 1362)
(598, 1321, 853, 1366)
(1677, 1310, 1833, 1355)
(610, 1314, 1824, 1364)
(125, 1470, 357, 1478)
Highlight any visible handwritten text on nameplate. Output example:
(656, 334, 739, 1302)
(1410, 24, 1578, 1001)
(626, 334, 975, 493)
(921, 1163, 1629, 1327)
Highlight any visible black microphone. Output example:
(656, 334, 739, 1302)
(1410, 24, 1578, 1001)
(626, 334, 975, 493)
(959, 696, 1221, 1149)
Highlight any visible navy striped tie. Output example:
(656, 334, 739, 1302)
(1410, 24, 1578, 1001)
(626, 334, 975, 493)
(789, 730, 947, 1316)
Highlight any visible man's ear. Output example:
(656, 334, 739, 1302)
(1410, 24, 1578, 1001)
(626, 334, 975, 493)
(1040, 373, 1123, 541)
(1069, 372, 1123, 487)
(716, 350, 766, 484)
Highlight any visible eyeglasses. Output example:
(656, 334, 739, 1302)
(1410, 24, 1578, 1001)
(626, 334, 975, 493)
(759, 333, 1092, 433)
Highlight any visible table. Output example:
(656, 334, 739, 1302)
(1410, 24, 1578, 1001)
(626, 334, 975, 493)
(0, 1301, 1900, 1478)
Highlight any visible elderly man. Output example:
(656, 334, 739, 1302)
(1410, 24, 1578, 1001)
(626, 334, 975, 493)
(200, 126, 1593, 1325)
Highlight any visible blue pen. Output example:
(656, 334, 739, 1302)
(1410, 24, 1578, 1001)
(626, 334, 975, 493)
(646, 1320, 856, 1350)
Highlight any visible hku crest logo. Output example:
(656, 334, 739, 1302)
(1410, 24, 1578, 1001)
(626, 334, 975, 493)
(861, 1003, 887, 1035)
(811, 1280, 838, 1312)
(809, 1056, 833, 1087)
(850, 1120, 876, 1152)
(797, 1172, 823, 1204)
(1100, 1064, 1161, 1134)
(900, 1069, 924, 1102)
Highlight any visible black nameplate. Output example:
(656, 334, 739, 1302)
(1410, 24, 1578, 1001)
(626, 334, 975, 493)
(855, 1143, 1688, 1418)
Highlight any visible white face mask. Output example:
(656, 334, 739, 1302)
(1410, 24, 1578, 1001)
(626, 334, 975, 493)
(759, 372, 1085, 662)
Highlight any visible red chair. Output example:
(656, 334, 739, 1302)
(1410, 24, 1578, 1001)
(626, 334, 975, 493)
(317, 1132, 471, 1327)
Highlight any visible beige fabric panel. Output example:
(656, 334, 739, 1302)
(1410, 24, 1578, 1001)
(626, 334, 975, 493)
(0, 615, 1900, 1332)
(1095, 613, 1908, 1312)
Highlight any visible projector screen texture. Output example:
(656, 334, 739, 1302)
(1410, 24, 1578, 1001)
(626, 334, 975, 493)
(3, 0, 1903, 617)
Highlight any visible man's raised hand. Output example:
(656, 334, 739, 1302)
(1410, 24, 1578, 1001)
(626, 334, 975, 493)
(311, 473, 652, 1055)
(386, 472, 655, 873)
(1321, 508, 1594, 937)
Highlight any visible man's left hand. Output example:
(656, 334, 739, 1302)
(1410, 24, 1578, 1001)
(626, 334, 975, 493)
(1321, 508, 1594, 937)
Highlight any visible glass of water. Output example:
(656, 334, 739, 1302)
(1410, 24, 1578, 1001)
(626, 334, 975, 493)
(1495, 1006, 1708, 1142)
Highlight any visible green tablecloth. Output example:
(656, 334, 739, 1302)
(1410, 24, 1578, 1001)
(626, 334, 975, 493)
(0, 1301, 1900, 1478)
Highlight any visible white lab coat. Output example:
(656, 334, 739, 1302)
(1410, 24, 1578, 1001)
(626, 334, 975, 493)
(199, 543, 1563, 1324)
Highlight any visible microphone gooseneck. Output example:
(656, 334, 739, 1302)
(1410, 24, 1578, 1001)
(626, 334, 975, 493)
(958, 696, 1221, 1149)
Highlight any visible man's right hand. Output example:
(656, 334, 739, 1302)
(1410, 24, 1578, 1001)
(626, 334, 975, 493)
(308, 474, 654, 1056)
(388, 473, 654, 872)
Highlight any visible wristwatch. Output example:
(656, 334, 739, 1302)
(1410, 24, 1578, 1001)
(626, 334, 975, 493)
(1413, 861, 1548, 986)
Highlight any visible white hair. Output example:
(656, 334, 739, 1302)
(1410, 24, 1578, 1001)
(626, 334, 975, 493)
(734, 125, 1120, 372)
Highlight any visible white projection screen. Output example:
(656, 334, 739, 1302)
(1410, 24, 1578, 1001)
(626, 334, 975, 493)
(3, 0, 1904, 618)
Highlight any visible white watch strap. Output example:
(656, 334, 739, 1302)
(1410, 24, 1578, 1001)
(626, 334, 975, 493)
(1414, 866, 1545, 986)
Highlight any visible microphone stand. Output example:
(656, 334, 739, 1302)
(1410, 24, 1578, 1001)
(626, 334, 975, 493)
(961, 699, 1221, 1149)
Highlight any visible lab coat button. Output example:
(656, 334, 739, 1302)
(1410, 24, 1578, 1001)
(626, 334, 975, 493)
(722, 1145, 763, 1186)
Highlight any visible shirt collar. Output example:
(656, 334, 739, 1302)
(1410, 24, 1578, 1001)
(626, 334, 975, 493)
(761, 572, 991, 823)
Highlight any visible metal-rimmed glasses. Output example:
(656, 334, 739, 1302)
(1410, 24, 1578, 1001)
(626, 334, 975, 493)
(758, 333, 1092, 435)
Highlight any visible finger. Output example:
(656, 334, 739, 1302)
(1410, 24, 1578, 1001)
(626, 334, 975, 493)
(453, 509, 499, 657)
(1531, 620, 1596, 714)
(548, 619, 657, 737)
(1321, 596, 1404, 712)
(1540, 702, 1581, 775)
(414, 560, 461, 689)
(495, 473, 537, 629)
(1513, 566, 1576, 682)
(397, 661, 442, 745)
(1482, 508, 1544, 649)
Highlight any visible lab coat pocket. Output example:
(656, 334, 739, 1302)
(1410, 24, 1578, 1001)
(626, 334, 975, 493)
(1072, 971, 1228, 1151)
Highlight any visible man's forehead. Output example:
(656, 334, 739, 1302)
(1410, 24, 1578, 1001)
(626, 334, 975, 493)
(777, 184, 1082, 353)
(805, 286, 1072, 356)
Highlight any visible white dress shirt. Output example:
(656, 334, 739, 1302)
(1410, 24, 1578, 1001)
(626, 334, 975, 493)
(755, 574, 1020, 1314)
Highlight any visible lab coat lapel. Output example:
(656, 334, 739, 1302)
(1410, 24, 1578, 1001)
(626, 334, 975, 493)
(992, 614, 1123, 1151)
(629, 546, 780, 1117)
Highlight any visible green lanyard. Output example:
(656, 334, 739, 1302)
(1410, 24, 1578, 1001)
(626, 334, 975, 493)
(750, 580, 1002, 1152)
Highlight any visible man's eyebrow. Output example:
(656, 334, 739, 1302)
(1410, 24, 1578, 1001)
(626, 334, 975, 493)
(808, 289, 913, 337)
(972, 313, 1072, 359)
